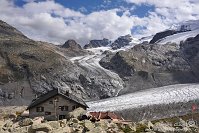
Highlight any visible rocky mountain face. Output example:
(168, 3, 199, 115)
(0, 20, 122, 106)
(61, 40, 82, 50)
(181, 34, 199, 76)
(83, 35, 137, 50)
(83, 38, 110, 49)
(110, 34, 133, 49)
(0, 20, 26, 39)
(100, 36, 199, 94)
(59, 39, 89, 57)
(150, 30, 178, 44)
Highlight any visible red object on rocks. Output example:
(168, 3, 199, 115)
(192, 104, 197, 112)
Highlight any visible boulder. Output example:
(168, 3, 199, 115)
(95, 120, 109, 129)
(87, 127, 107, 133)
(179, 118, 187, 128)
(19, 118, 33, 127)
(0, 121, 5, 130)
(73, 125, 85, 133)
(84, 120, 95, 131)
(51, 125, 74, 133)
(20, 110, 29, 117)
(70, 118, 79, 123)
(153, 122, 175, 133)
(58, 119, 67, 127)
(0, 129, 9, 133)
(11, 126, 30, 133)
(67, 118, 80, 128)
(28, 123, 52, 133)
(8, 113, 17, 120)
(3, 120, 13, 128)
(147, 121, 154, 130)
(181, 127, 192, 133)
(32, 117, 44, 124)
(68, 107, 87, 120)
(46, 121, 60, 129)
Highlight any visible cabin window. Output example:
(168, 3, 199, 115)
(45, 112, 51, 115)
(49, 101, 53, 104)
(59, 106, 68, 111)
(72, 105, 78, 110)
(36, 106, 44, 112)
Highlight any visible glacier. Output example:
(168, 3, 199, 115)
(70, 47, 124, 96)
(87, 84, 199, 112)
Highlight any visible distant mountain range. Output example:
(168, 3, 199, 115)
(82, 20, 199, 50)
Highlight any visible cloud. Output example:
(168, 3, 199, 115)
(125, 0, 199, 22)
(0, 0, 136, 45)
(0, 0, 199, 45)
(125, 0, 199, 37)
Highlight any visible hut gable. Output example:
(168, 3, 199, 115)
(27, 89, 88, 120)
(27, 89, 88, 110)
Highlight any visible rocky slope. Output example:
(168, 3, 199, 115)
(99, 36, 199, 94)
(1, 107, 199, 133)
(0, 107, 134, 133)
(83, 38, 111, 49)
(0, 20, 123, 106)
(83, 35, 140, 50)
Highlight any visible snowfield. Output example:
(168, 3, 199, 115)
(158, 29, 199, 44)
(87, 84, 199, 112)
(158, 20, 199, 44)
(170, 20, 199, 31)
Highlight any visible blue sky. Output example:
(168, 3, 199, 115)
(14, 0, 154, 17)
(1, 0, 198, 45)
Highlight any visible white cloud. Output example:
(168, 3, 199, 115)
(125, 0, 199, 37)
(0, 0, 199, 45)
(0, 0, 136, 45)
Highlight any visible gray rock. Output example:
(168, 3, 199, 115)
(50, 126, 74, 133)
(61, 40, 82, 50)
(46, 121, 60, 129)
(111, 34, 132, 49)
(19, 118, 33, 127)
(84, 120, 95, 131)
(28, 123, 52, 133)
(153, 122, 175, 133)
(100, 42, 199, 95)
(84, 38, 111, 49)
(68, 107, 86, 120)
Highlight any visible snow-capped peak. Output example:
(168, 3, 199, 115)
(153, 20, 199, 44)
(130, 36, 140, 44)
(170, 20, 199, 31)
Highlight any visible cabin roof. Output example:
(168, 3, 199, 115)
(27, 89, 88, 110)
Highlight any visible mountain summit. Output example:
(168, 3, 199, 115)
(62, 40, 82, 50)
(150, 20, 199, 44)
